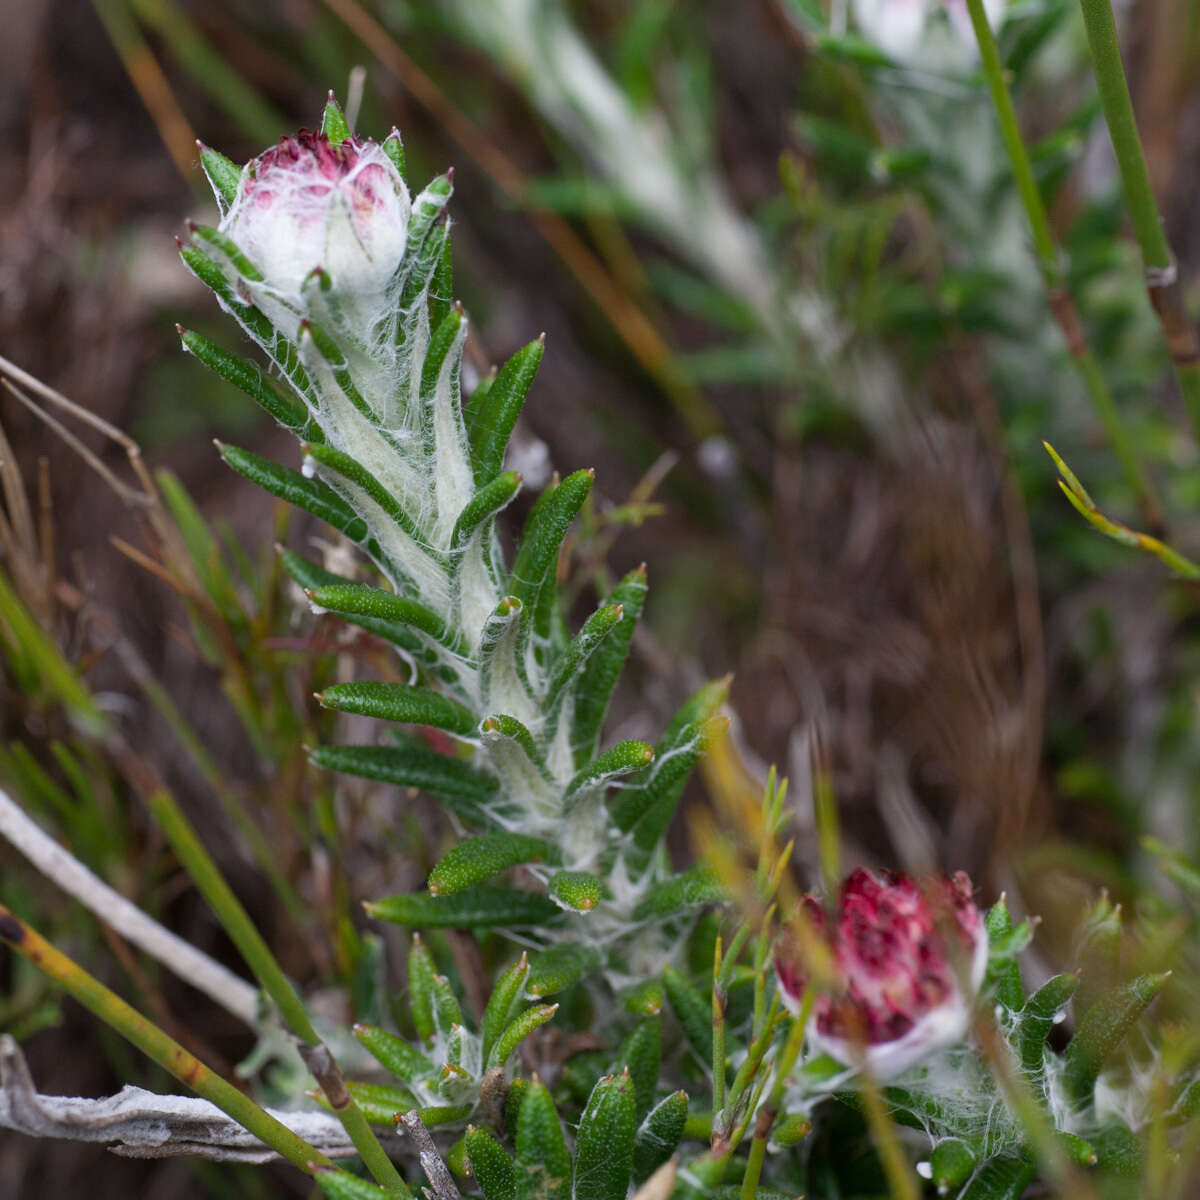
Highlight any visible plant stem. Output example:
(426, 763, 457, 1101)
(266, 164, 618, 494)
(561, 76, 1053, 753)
(965, 0, 1163, 529)
(144, 789, 409, 1196)
(1077, 0, 1200, 435)
(0, 903, 330, 1174)
(712, 934, 727, 1118)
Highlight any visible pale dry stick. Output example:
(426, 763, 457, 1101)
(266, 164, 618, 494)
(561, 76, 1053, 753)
(0, 786, 261, 1026)
(398, 1110, 463, 1200)
(0, 355, 156, 509)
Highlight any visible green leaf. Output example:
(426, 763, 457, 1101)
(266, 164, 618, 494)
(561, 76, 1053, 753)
(623, 716, 726, 860)
(466, 1127, 518, 1200)
(985, 895, 1025, 1012)
(354, 1022, 437, 1085)
(281, 552, 432, 660)
(219, 446, 367, 543)
(515, 1079, 571, 1200)
(477, 597, 531, 715)
(308, 581, 466, 656)
(1074, 892, 1123, 1022)
(508, 469, 593, 639)
(188, 222, 262, 280)
(451, 471, 523, 553)
(303, 440, 433, 557)
(198, 144, 241, 209)
(1063, 973, 1169, 1103)
(663, 967, 710, 1060)
(408, 933, 438, 1043)
(547, 871, 606, 913)
(181, 327, 315, 435)
(1016, 972, 1078, 1076)
(614, 1017, 661, 1120)
(482, 953, 530, 1064)
(315, 1167, 392, 1200)
(957, 1153, 1035, 1200)
(624, 980, 664, 1016)
(487, 1003, 559, 1070)
(318, 681, 477, 736)
(771, 1113, 811, 1146)
(564, 741, 655, 811)
(571, 565, 647, 765)
(428, 833, 553, 896)
(382, 128, 406, 181)
(322, 94, 351, 144)
(574, 1073, 637, 1200)
(543, 603, 624, 729)
(469, 336, 545, 485)
(343, 1080, 419, 1124)
(367, 886, 562, 929)
(430, 233, 453, 328)
(929, 1138, 976, 1192)
(309, 743, 497, 812)
(431, 972, 463, 1036)
(527, 944, 604, 998)
(632, 1090, 687, 1184)
(632, 865, 725, 920)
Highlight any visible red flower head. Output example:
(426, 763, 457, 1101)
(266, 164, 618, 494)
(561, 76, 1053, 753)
(775, 868, 987, 1077)
(218, 129, 411, 328)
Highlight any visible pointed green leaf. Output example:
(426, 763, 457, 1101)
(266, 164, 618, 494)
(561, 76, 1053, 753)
(383, 128, 406, 181)
(469, 336, 545, 484)
(1016, 972, 1078, 1076)
(624, 980, 664, 1016)
(527, 944, 604, 998)
(431, 973, 463, 1036)
(482, 953, 530, 1064)
(353, 1022, 437, 1085)
(181, 328, 315, 435)
(318, 682, 477, 736)
(188, 222, 262, 280)
(632, 1090, 687, 1183)
(547, 871, 606, 913)
(466, 1127, 518, 1200)
(428, 833, 553, 896)
(408, 933, 438, 1043)
(310, 743, 497, 809)
(543, 603, 624, 728)
(220, 445, 365, 539)
(315, 1167, 392, 1200)
(488, 1003, 559, 1070)
(985, 895, 1025, 1012)
(515, 1080, 571, 1200)
(571, 566, 647, 765)
(367, 886, 562, 929)
(574, 1073, 637, 1200)
(1063, 973, 1169, 1103)
(632, 865, 726, 920)
(564, 741, 654, 811)
(663, 967, 711, 1060)
(451, 472, 523, 552)
(198, 144, 241, 209)
(322, 95, 351, 144)
(614, 1017, 661, 1121)
(508, 469, 593, 638)
(431, 232, 454, 328)
(957, 1153, 1036, 1200)
(930, 1138, 977, 1192)
(308, 581, 467, 656)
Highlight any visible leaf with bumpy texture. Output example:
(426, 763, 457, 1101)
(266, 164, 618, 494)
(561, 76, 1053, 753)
(368, 887, 562, 929)
(428, 833, 553, 896)
(515, 1079, 571, 1200)
(573, 1073, 637, 1200)
(318, 682, 477, 736)
(467, 1127, 517, 1200)
(631, 1090, 687, 1184)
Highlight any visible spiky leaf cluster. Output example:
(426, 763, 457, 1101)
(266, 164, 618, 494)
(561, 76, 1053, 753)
(180, 99, 725, 950)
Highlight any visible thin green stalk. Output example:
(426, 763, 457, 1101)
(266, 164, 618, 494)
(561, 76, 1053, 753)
(965, 0, 1162, 527)
(144, 789, 409, 1196)
(0, 904, 330, 1175)
(1078, 0, 1200, 434)
(712, 934, 727, 1117)
(740, 1002, 811, 1200)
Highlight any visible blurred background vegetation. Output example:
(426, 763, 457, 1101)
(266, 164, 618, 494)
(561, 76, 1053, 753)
(4, 0, 1200, 1194)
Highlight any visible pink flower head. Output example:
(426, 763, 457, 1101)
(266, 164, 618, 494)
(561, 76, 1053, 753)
(775, 868, 988, 1077)
(219, 129, 411, 326)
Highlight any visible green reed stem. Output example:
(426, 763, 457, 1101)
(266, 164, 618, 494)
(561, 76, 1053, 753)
(145, 789, 409, 1196)
(1077, 0, 1200, 436)
(965, 0, 1162, 527)
(0, 904, 330, 1174)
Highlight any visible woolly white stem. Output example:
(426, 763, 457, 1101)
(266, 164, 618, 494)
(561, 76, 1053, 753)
(0, 787, 260, 1026)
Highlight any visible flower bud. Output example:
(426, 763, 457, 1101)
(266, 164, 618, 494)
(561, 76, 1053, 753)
(218, 129, 411, 331)
(775, 868, 988, 1077)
